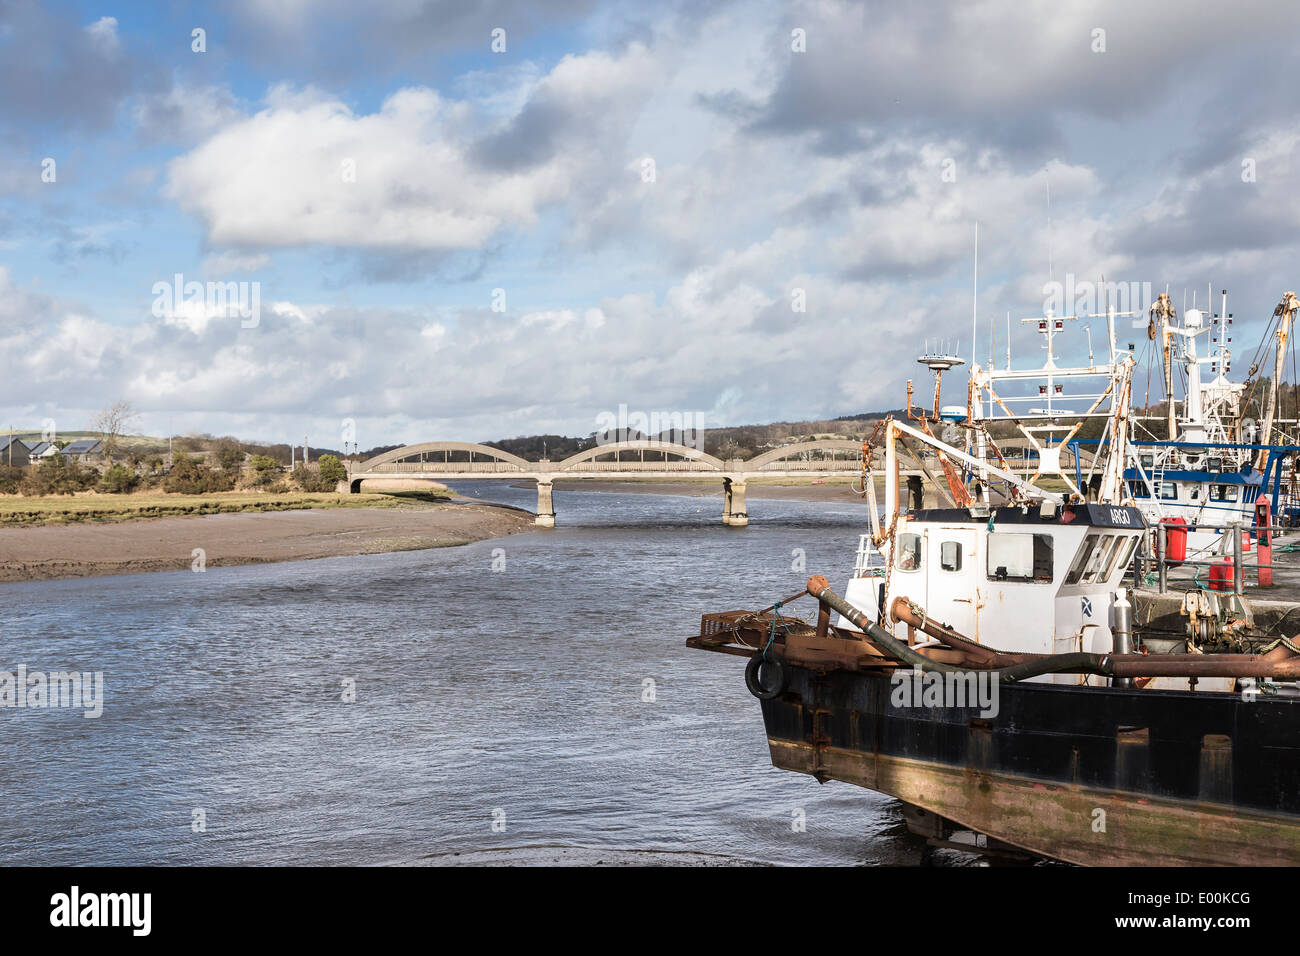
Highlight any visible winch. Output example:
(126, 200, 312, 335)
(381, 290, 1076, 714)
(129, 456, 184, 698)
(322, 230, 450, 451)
(1180, 589, 1254, 648)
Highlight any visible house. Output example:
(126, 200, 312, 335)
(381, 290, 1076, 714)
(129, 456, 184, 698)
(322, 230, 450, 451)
(59, 439, 105, 463)
(0, 436, 30, 467)
(25, 441, 57, 459)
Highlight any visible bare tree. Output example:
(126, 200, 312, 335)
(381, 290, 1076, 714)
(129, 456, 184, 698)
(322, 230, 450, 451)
(91, 399, 138, 460)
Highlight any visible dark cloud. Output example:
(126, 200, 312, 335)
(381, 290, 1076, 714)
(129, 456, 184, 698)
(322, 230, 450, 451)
(0, 1, 158, 135)
(339, 245, 498, 285)
(1175, 59, 1300, 177)
(470, 97, 568, 171)
(748, 0, 1300, 159)
(694, 88, 764, 123)
(1119, 176, 1300, 260)
(225, 0, 599, 84)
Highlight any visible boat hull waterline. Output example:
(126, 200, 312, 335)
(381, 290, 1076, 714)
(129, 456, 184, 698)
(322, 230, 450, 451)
(762, 664, 1300, 866)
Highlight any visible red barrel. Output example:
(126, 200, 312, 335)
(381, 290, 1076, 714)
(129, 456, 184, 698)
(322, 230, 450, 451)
(1209, 555, 1234, 592)
(1161, 517, 1187, 563)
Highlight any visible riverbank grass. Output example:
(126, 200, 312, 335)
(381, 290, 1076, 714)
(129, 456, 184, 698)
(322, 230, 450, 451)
(0, 489, 451, 527)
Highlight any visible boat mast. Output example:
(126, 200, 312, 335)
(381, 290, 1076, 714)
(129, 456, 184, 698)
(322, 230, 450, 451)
(1103, 275, 1118, 365)
(1181, 309, 1206, 443)
(1257, 291, 1300, 468)
(1149, 292, 1177, 438)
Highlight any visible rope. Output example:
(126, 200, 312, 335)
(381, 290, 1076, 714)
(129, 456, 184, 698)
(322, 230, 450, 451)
(1258, 634, 1300, 653)
(719, 589, 808, 648)
(762, 600, 802, 659)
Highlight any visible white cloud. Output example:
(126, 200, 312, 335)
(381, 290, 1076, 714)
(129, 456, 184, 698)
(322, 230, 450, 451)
(164, 44, 658, 253)
(201, 250, 273, 276)
(84, 16, 120, 56)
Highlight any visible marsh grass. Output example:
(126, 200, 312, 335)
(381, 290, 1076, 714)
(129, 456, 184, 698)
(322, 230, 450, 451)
(0, 489, 453, 527)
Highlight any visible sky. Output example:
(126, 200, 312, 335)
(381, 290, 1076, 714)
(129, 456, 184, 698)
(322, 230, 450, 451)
(2, 0, 1300, 449)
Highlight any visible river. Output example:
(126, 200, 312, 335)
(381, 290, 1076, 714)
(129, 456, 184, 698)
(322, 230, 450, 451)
(0, 482, 938, 865)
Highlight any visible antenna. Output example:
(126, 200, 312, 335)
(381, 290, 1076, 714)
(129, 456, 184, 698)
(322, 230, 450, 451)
(989, 304, 995, 367)
(1102, 273, 1117, 362)
(971, 221, 978, 367)
(1045, 176, 1053, 285)
(1006, 311, 1011, 370)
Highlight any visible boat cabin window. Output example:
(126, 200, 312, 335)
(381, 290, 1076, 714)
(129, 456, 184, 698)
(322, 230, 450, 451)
(1065, 533, 1100, 584)
(1210, 484, 1239, 502)
(1207, 456, 1223, 472)
(1091, 535, 1126, 583)
(1127, 480, 1149, 499)
(939, 541, 962, 572)
(897, 534, 922, 571)
(1159, 482, 1178, 500)
(1081, 533, 1116, 582)
(1110, 536, 1139, 579)
(1189, 486, 1200, 501)
(1139, 454, 1154, 471)
(987, 533, 1053, 583)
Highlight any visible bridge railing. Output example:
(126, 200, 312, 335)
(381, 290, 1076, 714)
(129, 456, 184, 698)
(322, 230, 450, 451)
(752, 459, 863, 471)
(359, 461, 526, 474)
(559, 460, 718, 473)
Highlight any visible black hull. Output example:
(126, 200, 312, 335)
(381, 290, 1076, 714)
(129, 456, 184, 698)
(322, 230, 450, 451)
(761, 665, 1300, 865)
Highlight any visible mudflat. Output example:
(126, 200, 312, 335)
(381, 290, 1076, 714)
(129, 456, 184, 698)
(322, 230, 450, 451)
(0, 499, 533, 583)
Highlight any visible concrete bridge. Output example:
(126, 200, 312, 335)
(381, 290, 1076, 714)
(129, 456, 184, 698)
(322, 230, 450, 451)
(344, 439, 870, 526)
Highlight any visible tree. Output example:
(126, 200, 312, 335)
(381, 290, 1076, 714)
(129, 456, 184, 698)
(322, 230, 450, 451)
(248, 455, 280, 486)
(91, 399, 138, 460)
(0, 465, 22, 494)
(214, 440, 245, 472)
(164, 453, 235, 494)
(21, 456, 97, 495)
(99, 464, 139, 494)
(317, 454, 346, 486)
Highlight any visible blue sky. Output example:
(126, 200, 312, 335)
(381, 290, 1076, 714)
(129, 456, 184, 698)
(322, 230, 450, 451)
(3, 0, 1300, 448)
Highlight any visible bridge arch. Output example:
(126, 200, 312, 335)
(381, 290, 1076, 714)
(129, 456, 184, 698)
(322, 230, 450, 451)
(354, 441, 533, 473)
(745, 439, 865, 470)
(554, 440, 725, 473)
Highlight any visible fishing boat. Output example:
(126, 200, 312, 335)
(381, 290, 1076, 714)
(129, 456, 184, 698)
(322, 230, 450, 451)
(1100, 291, 1300, 560)
(689, 316, 1300, 866)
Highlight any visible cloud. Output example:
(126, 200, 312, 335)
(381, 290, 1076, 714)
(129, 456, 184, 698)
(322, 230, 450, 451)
(0, 247, 920, 443)
(133, 82, 242, 145)
(749, 0, 1300, 151)
(84, 15, 120, 55)
(1119, 126, 1300, 261)
(6, 0, 1300, 445)
(164, 46, 658, 255)
(201, 250, 273, 276)
(0, 3, 150, 134)
(224, 0, 600, 80)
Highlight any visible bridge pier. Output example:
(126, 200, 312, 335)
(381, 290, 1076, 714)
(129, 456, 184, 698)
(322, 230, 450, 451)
(722, 477, 748, 527)
(535, 479, 556, 528)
